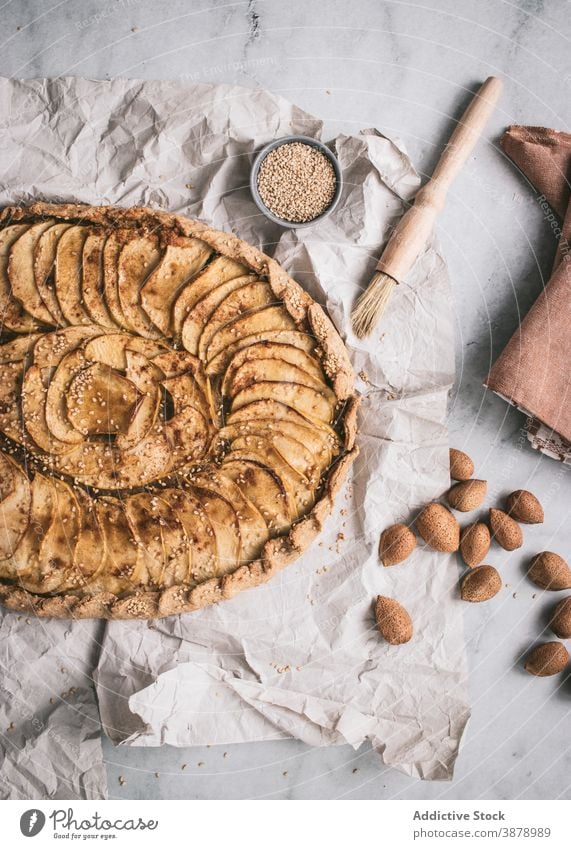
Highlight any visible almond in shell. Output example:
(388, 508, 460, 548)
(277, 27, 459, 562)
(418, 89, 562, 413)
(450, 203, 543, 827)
(447, 479, 487, 512)
(449, 448, 474, 481)
(549, 597, 571, 639)
(379, 523, 416, 567)
(528, 552, 571, 590)
(524, 641, 570, 677)
(460, 522, 491, 568)
(460, 565, 502, 602)
(416, 503, 460, 552)
(489, 508, 523, 551)
(375, 596, 413, 645)
(506, 490, 544, 524)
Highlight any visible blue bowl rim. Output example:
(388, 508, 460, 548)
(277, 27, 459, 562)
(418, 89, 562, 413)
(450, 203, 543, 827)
(249, 134, 343, 229)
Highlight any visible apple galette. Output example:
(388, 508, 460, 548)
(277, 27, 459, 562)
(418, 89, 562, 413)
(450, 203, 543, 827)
(0, 202, 358, 619)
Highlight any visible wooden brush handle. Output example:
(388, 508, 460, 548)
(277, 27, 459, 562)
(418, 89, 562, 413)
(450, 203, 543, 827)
(376, 76, 503, 281)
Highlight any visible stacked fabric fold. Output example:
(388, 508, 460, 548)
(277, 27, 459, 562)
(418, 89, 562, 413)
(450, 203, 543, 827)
(485, 126, 571, 463)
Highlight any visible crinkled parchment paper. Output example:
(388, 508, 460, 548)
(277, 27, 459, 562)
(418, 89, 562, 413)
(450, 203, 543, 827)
(0, 77, 469, 799)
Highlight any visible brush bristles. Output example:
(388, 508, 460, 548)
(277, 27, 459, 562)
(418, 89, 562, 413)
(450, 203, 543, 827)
(350, 271, 397, 338)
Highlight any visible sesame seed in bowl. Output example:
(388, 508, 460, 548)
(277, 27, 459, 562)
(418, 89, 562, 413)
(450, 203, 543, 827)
(250, 136, 342, 228)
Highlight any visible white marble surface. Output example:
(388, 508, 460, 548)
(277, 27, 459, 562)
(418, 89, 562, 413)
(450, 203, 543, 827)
(1, 0, 570, 800)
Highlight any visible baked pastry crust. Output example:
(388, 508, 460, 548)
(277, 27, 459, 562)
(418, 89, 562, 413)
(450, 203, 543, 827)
(0, 202, 358, 619)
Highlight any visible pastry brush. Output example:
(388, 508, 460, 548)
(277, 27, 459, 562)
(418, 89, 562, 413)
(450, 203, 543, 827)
(351, 76, 503, 338)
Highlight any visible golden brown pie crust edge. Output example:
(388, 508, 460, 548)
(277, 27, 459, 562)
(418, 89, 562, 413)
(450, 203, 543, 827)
(0, 201, 359, 620)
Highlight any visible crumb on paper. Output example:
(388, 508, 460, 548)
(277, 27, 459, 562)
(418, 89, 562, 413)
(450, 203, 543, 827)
(181, 763, 187, 770)
(352, 768, 358, 774)
(198, 761, 205, 767)
(154, 772, 160, 778)
(118, 776, 126, 786)
(185, 183, 193, 189)
(283, 771, 288, 776)
(223, 752, 228, 758)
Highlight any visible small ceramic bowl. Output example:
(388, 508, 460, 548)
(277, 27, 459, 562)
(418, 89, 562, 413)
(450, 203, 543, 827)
(250, 135, 343, 229)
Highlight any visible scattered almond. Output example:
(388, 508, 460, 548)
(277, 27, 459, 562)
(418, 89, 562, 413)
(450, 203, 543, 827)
(506, 490, 544, 524)
(379, 523, 416, 567)
(447, 479, 487, 512)
(449, 448, 474, 481)
(460, 522, 491, 568)
(549, 596, 571, 639)
(524, 641, 570, 677)
(528, 552, 571, 590)
(416, 503, 460, 552)
(489, 508, 523, 551)
(460, 565, 502, 602)
(375, 596, 412, 645)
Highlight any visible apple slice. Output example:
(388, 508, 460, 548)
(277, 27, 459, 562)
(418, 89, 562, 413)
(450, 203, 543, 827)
(184, 477, 240, 576)
(231, 381, 335, 424)
(125, 492, 190, 588)
(33, 325, 104, 369)
(88, 497, 143, 595)
(83, 332, 168, 370)
(206, 329, 317, 377)
(117, 235, 163, 338)
(197, 281, 276, 362)
(45, 348, 88, 444)
(0, 334, 41, 364)
(34, 223, 73, 326)
(82, 232, 120, 328)
(8, 220, 56, 324)
(221, 341, 324, 396)
(55, 225, 92, 325)
(67, 485, 105, 589)
(221, 458, 291, 534)
(192, 470, 270, 564)
(227, 358, 335, 402)
(172, 255, 247, 339)
(8, 473, 54, 583)
(181, 274, 257, 355)
(102, 230, 136, 329)
(0, 452, 31, 563)
(204, 305, 297, 364)
(0, 224, 41, 332)
(22, 364, 77, 455)
(140, 237, 212, 335)
(160, 488, 217, 585)
(0, 355, 26, 444)
(19, 475, 82, 593)
(116, 350, 163, 450)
